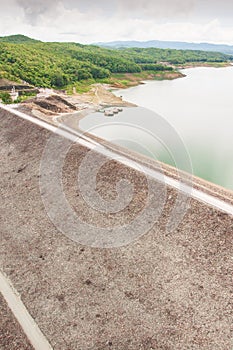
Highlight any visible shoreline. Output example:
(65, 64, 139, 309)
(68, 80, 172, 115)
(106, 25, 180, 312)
(6, 62, 233, 198)
(108, 70, 185, 89)
(7, 61, 232, 115)
(107, 61, 232, 89)
(13, 62, 233, 125)
(177, 61, 232, 69)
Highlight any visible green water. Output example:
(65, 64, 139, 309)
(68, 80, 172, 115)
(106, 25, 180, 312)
(80, 67, 233, 190)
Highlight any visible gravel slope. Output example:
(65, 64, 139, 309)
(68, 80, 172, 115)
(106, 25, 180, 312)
(0, 295, 33, 350)
(0, 108, 232, 350)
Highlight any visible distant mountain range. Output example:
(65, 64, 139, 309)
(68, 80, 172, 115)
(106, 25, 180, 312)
(2, 35, 233, 55)
(95, 40, 233, 55)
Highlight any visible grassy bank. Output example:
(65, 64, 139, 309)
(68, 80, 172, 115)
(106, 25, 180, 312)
(109, 70, 184, 88)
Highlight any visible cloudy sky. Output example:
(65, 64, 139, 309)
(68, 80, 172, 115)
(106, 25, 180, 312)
(1, 0, 233, 44)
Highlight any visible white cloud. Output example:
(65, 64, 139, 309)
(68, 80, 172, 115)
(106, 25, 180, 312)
(0, 0, 233, 44)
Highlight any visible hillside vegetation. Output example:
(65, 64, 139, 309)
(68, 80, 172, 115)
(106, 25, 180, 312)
(0, 35, 232, 90)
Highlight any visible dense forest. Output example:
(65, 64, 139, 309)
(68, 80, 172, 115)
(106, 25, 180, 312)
(0, 35, 232, 89)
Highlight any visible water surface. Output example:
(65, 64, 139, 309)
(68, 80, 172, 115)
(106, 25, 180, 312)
(80, 67, 233, 190)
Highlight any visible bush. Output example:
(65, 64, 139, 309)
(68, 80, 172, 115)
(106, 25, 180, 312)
(0, 92, 12, 104)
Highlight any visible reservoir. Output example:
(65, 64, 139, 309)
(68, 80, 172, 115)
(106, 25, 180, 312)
(80, 67, 233, 190)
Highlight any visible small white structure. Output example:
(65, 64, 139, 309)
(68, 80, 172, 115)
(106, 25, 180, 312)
(10, 86, 19, 102)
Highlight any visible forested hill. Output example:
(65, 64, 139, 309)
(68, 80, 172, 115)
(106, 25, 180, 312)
(0, 35, 232, 89)
(0, 34, 41, 44)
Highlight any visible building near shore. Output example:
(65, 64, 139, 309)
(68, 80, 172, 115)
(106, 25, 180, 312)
(9, 86, 19, 102)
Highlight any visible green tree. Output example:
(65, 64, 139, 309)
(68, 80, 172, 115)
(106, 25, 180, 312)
(77, 69, 92, 81)
(51, 72, 67, 87)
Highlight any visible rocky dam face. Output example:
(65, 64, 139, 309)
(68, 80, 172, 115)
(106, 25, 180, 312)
(0, 107, 233, 350)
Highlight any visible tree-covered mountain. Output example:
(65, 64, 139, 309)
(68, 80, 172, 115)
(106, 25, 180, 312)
(96, 40, 233, 55)
(0, 34, 41, 44)
(0, 35, 232, 89)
